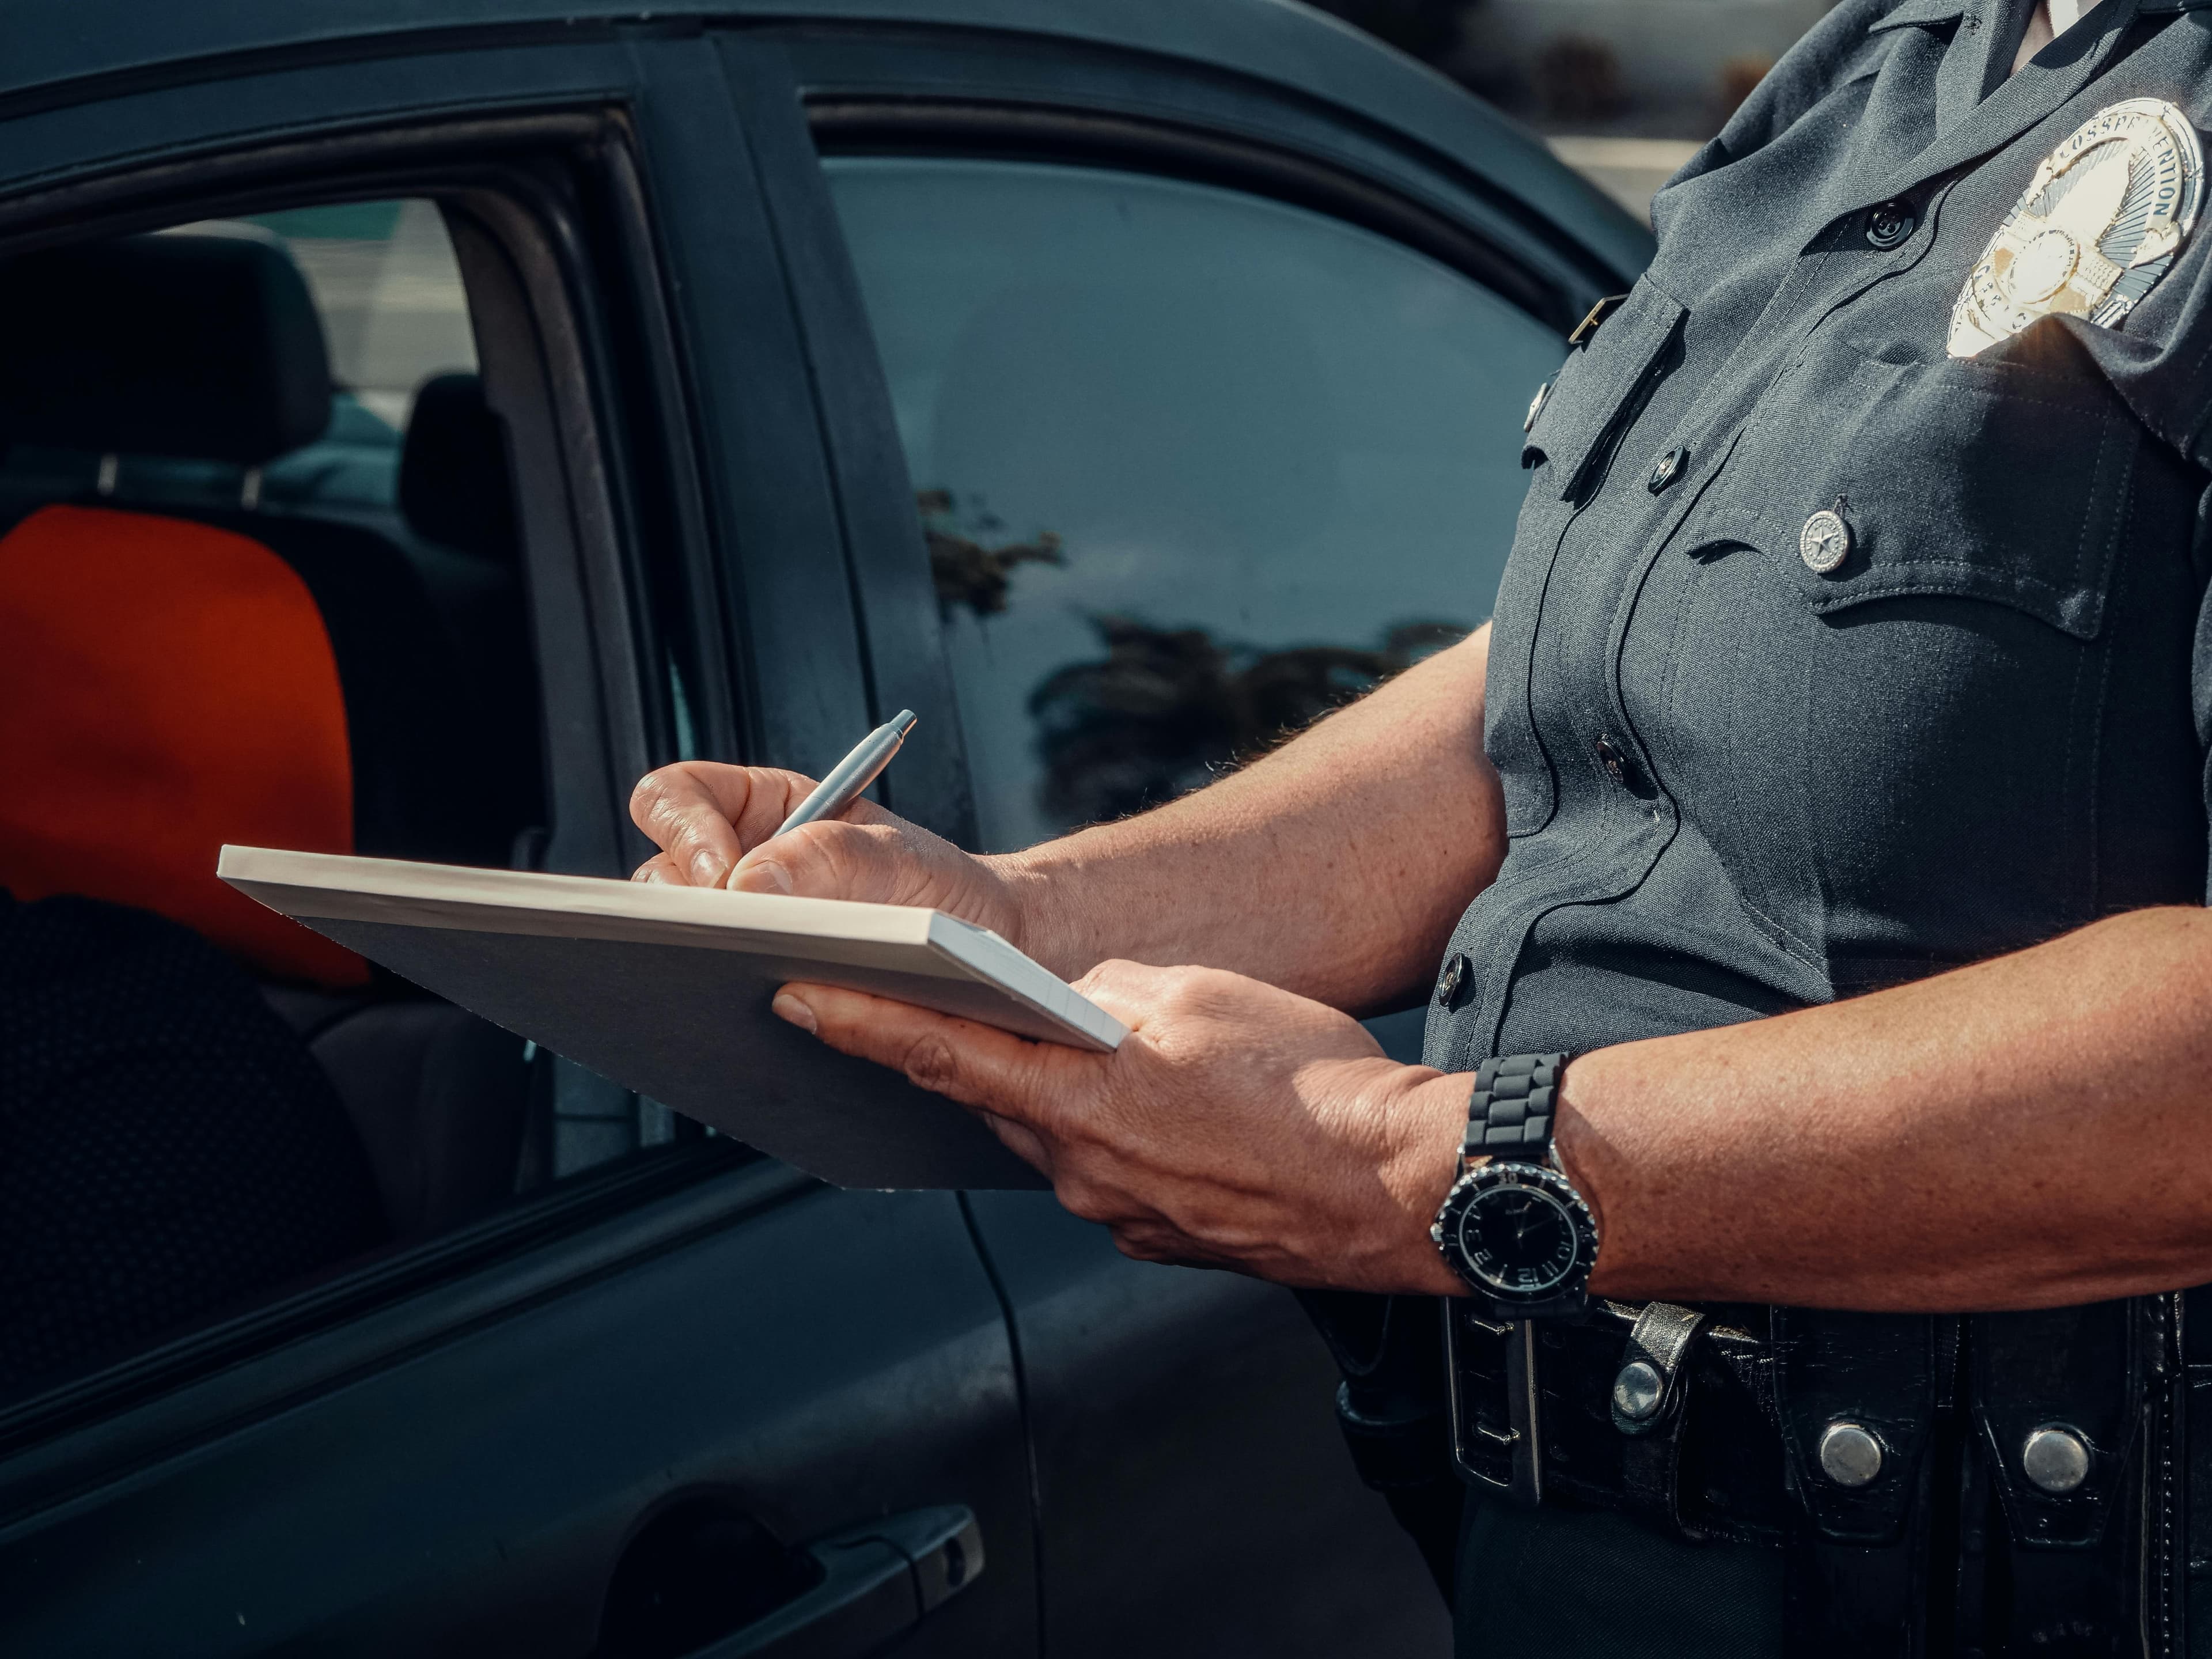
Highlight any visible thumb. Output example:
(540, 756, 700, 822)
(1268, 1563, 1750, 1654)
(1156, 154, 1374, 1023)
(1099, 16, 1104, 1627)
(730, 818, 917, 904)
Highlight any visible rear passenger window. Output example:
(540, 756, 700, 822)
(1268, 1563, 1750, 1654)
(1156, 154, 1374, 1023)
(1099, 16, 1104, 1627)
(0, 194, 664, 1404)
(825, 157, 1567, 852)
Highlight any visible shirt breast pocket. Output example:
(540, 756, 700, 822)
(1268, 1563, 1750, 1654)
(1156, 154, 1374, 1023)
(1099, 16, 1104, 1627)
(1491, 280, 1688, 838)
(1520, 282, 1688, 501)
(1664, 343, 2137, 971)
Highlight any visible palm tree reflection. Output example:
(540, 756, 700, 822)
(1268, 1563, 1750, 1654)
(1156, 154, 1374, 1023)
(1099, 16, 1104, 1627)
(919, 487, 1065, 619)
(916, 488, 1468, 832)
(1029, 616, 1467, 828)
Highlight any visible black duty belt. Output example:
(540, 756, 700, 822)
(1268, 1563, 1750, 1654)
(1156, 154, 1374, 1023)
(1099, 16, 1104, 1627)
(1430, 1293, 2192, 1656)
(1444, 1296, 1794, 1544)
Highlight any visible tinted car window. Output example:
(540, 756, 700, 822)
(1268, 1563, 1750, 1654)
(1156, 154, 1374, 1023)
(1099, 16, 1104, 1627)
(825, 157, 1567, 852)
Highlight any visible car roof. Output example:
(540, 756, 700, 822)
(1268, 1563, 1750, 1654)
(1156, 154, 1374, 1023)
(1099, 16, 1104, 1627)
(0, 0, 1652, 285)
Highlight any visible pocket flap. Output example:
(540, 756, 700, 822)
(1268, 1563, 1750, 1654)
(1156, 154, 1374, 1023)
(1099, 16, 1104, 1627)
(1522, 280, 1687, 499)
(1684, 351, 2136, 641)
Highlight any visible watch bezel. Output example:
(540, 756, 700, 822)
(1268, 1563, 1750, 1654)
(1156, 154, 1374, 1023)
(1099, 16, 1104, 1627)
(1431, 1159, 1599, 1312)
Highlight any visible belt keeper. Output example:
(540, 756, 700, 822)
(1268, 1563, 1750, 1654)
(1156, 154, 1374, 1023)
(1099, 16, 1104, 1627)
(1612, 1300, 1710, 1540)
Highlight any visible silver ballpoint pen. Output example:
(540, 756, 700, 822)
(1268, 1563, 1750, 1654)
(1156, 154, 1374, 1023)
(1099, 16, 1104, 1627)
(771, 710, 919, 839)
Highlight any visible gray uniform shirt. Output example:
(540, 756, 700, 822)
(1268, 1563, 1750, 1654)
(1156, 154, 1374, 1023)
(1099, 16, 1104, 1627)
(1427, 0, 2212, 1649)
(1428, 0, 2212, 1072)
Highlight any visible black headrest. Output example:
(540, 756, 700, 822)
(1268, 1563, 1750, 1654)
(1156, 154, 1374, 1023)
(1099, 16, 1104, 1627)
(398, 372, 517, 565)
(0, 234, 331, 466)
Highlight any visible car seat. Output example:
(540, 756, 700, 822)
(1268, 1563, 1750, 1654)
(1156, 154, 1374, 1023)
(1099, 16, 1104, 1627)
(0, 232, 531, 1243)
(0, 484, 387, 1391)
(0, 892, 388, 1397)
(392, 369, 544, 863)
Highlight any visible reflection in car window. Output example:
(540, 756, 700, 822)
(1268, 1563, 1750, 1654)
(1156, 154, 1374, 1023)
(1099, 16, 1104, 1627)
(827, 158, 1567, 851)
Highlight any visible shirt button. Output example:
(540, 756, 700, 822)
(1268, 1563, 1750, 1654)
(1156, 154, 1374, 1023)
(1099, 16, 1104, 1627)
(1646, 446, 1688, 494)
(1436, 952, 1474, 1010)
(1865, 200, 1916, 251)
(1799, 507, 1853, 573)
(1593, 733, 1630, 786)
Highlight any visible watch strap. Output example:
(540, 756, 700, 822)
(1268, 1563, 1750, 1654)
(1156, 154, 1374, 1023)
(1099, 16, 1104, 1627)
(1463, 1052, 1566, 1169)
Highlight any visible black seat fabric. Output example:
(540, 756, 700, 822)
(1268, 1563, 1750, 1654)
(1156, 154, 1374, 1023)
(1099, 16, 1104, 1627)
(400, 371, 520, 567)
(0, 231, 535, 1248)
(192, 505, 513, 868)
(392, 370, 544, 858)
(0, 892, 385, 1395)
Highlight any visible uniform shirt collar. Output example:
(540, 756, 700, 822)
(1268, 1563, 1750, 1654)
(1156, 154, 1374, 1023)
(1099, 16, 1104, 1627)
(1945, 0, 2037, 126)
(1864, 0, 2039, 130)
(1853, 0, 2146, 210)
(1868, 0, 1971, 31)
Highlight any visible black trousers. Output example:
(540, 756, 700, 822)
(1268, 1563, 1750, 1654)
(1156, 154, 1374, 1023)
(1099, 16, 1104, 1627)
(1453, 1487, 1785, 1657)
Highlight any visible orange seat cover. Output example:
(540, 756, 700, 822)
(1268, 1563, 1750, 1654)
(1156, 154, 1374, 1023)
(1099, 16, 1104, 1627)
(0, 503, 366, 986)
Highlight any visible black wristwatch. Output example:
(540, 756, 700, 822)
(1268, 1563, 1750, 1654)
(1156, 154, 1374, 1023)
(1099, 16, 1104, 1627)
(1431, 1053, 1599, 1321)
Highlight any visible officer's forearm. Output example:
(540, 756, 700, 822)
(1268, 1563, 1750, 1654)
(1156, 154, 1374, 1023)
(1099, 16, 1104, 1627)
(1558, 905, 2212, 1310)
(996, 623, 1506, 1013)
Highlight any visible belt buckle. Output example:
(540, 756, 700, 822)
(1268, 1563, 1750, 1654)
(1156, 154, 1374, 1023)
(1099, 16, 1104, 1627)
(1444, 1301, 1544, 1505)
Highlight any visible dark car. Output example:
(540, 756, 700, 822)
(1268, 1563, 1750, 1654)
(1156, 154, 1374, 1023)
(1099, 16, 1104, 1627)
(0, 2, 1647, 1653)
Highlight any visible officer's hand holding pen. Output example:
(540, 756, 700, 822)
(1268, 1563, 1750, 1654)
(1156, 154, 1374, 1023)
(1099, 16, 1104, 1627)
(627, 713, 1040, 960)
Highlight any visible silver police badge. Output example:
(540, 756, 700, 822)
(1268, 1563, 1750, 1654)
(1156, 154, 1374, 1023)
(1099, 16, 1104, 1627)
(1949, 98, 2204, 359)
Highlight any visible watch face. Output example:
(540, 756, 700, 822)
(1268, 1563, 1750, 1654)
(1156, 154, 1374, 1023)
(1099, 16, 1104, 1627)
(1452, 1180, 1583, 1297)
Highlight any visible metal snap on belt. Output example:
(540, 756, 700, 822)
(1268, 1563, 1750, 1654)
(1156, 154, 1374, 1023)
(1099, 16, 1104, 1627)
(2022, 1425, 2092, 1494)
(1612, 1361, 1664, 1427)
(1818, 1421, 1885, 1487)
(1800, 501, 1853, 574)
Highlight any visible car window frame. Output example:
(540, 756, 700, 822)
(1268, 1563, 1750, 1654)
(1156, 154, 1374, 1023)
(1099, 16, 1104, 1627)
(770, 17, 1629, 327)
(808, 102, 1583, 335)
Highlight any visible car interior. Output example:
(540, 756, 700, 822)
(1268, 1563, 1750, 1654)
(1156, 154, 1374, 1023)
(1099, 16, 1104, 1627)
(0, 202, 603, 1396)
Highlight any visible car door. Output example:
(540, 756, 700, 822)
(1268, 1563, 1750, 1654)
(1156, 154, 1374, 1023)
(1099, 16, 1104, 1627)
(703, 21, 1631, 1657)
(0, 27, 1035, 1658)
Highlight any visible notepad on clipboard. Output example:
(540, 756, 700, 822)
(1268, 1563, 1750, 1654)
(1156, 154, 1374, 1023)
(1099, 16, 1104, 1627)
(219, 845, 1126, 1190)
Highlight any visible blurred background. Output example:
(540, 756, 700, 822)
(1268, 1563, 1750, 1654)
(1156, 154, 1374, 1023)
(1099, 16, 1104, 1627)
(1308, 0, 1842, 222)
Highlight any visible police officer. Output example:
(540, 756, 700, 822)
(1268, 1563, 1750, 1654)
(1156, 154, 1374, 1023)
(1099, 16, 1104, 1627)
(631, 0, 2212, 1649)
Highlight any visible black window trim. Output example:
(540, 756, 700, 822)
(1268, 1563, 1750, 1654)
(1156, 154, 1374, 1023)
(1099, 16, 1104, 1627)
(806, 96, 1584, 338)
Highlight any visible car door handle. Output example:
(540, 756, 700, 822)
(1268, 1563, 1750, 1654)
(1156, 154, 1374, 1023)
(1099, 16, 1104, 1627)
(684, 1505, 984, 1659)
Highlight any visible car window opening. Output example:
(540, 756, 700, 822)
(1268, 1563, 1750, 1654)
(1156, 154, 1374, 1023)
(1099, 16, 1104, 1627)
(0, 191, 680, 1407)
